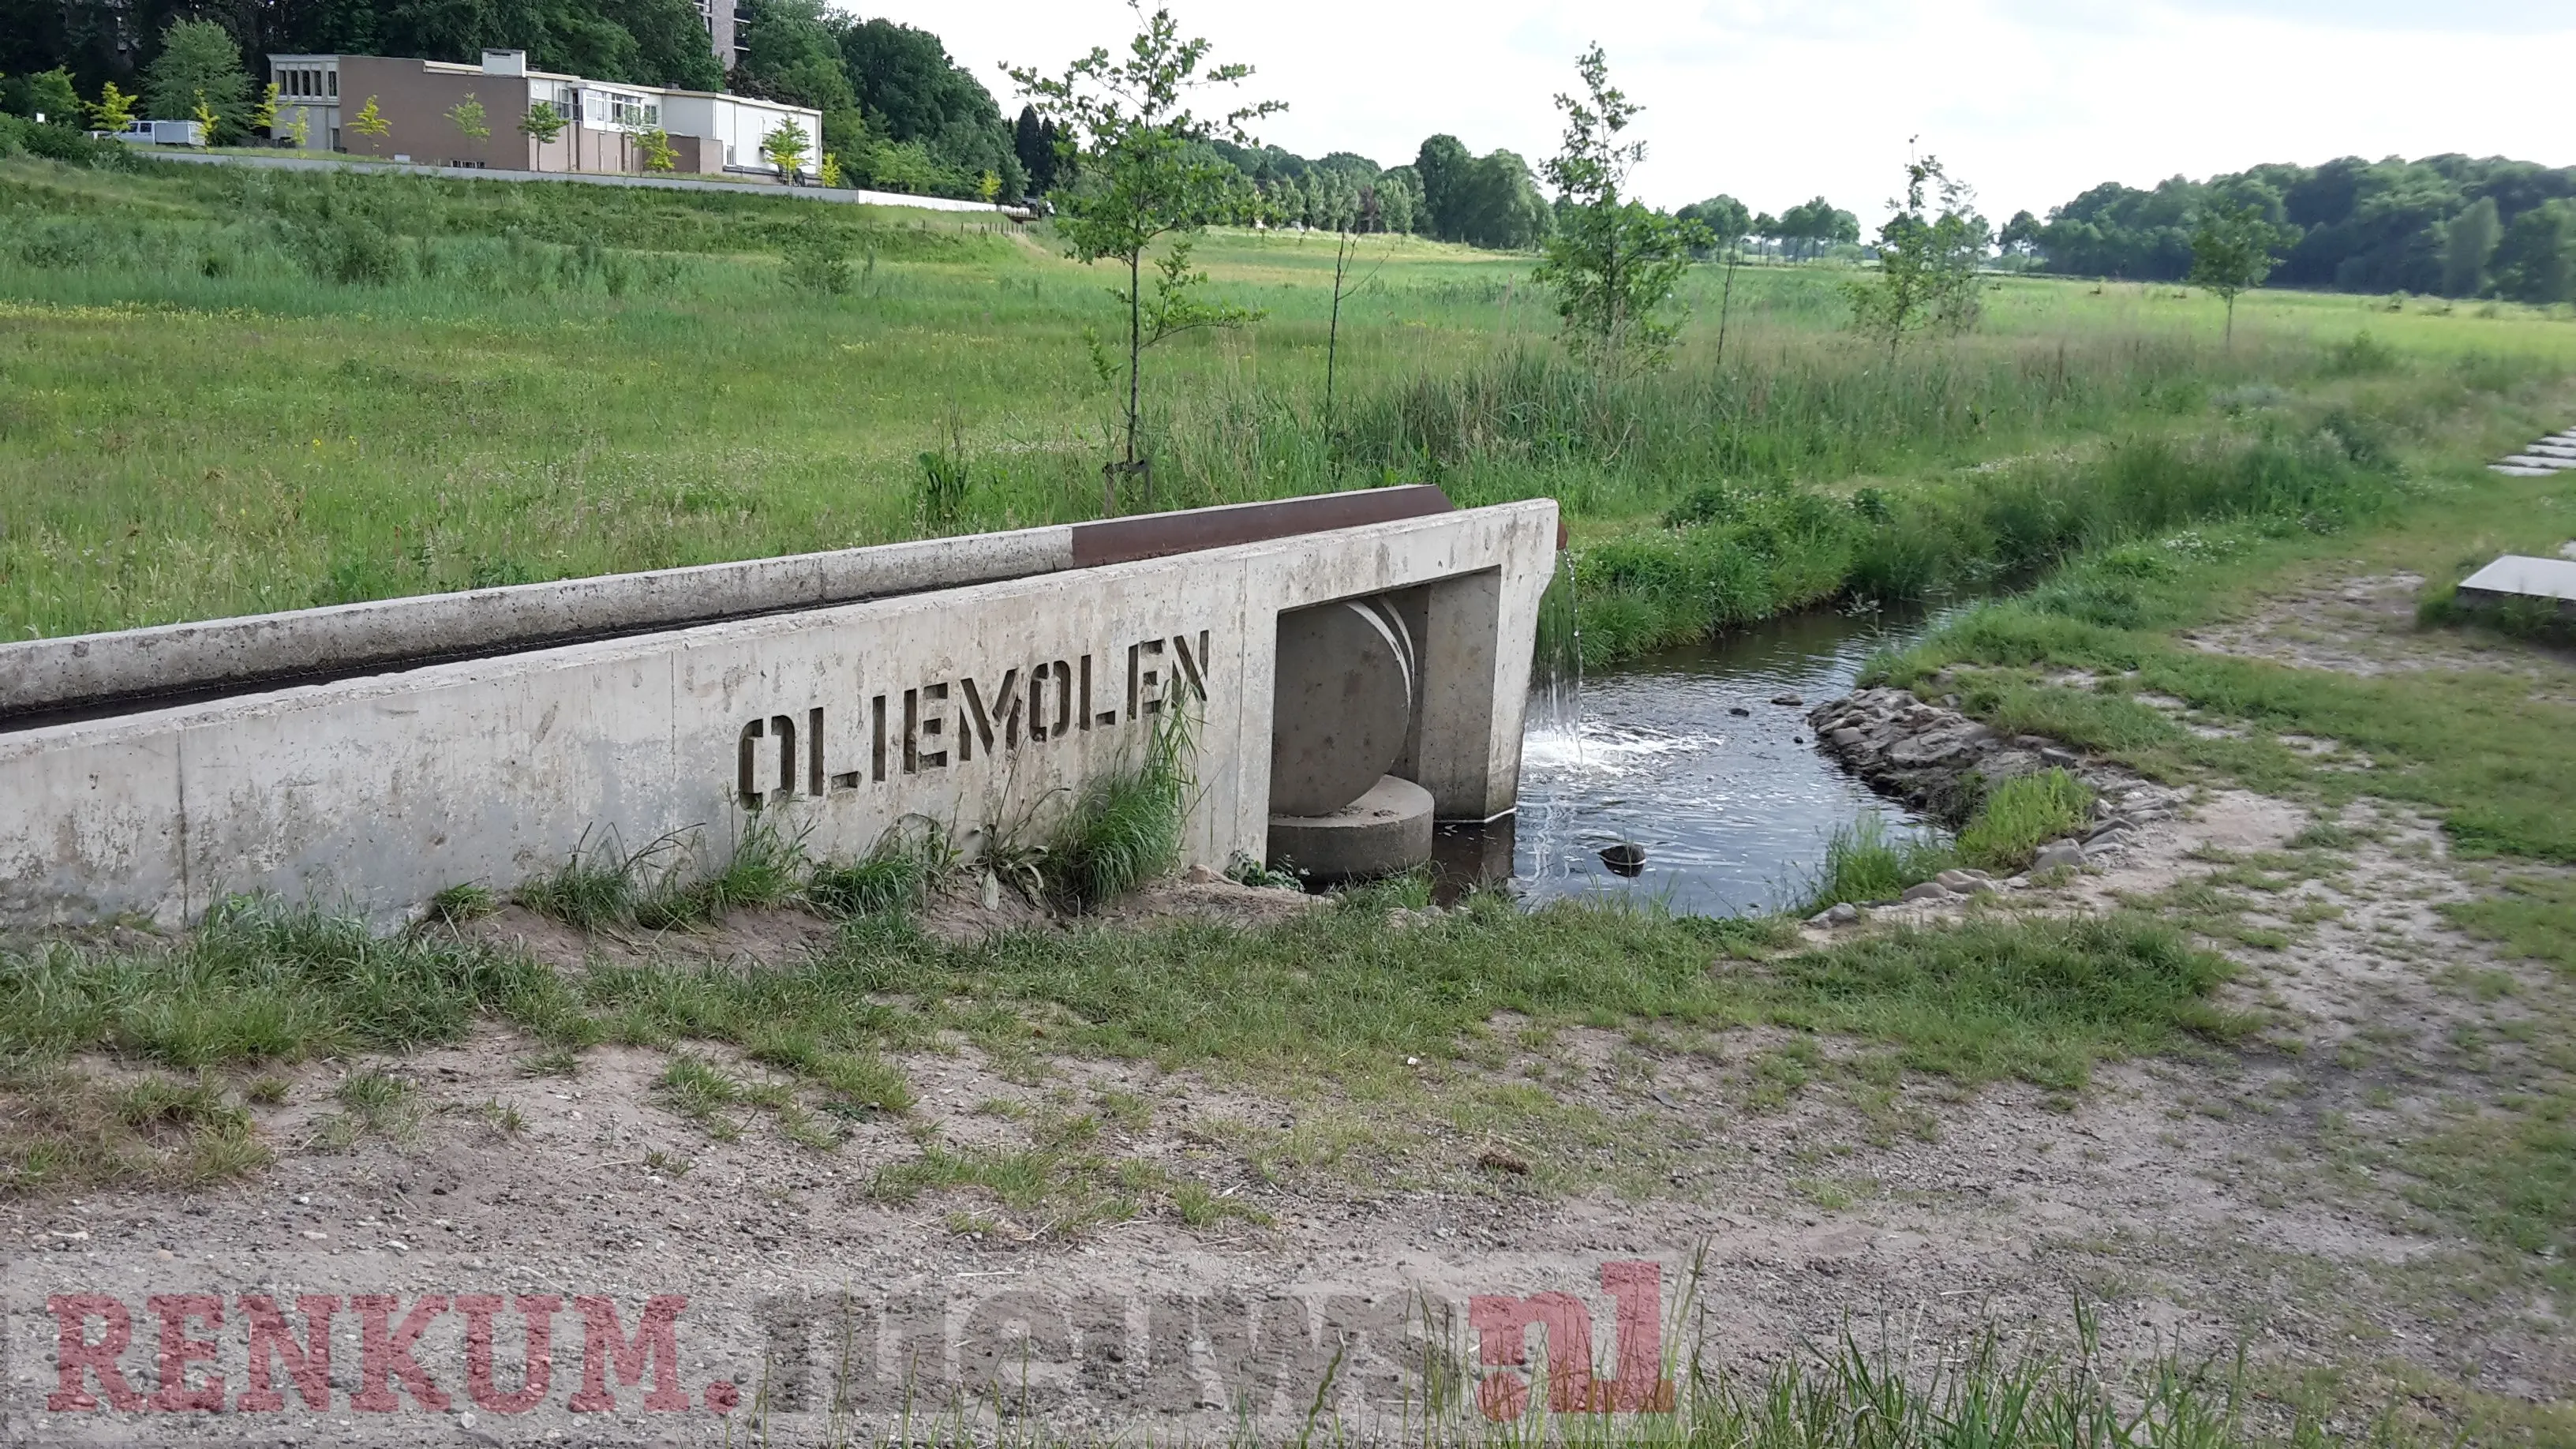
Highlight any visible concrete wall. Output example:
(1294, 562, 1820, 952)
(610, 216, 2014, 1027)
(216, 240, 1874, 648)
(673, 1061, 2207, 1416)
(0, 503, 1553, 928)
(339, 57, 489, 167)
(136, 150, 1021, 212)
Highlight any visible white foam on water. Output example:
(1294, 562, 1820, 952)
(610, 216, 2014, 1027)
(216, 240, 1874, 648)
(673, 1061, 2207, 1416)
(1522, 721, 1723, 778)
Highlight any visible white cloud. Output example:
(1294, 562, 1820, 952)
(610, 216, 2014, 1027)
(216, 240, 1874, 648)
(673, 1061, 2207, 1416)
(844, 0, 2576, 223)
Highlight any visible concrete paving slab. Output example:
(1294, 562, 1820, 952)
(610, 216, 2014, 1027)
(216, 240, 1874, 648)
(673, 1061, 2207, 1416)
(2491, 466, 2559, 476)
(2499, 455, 2576, 470)
(2458, 553, 2576, 604)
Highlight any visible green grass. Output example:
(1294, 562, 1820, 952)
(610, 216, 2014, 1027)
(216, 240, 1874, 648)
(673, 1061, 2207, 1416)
(0, 894, 580, 1069)
(1045, 706, 1193, 908)
(6, 154, 2570, 660)
(0, 874, 2245, 1191)
(1956, 769, 2095, 872)
(1864, 459, 2576, 1300)
(1794, 815, 1956, 913)
(1794, 768, 2096, 912)
(2444, 874, 2576, 975)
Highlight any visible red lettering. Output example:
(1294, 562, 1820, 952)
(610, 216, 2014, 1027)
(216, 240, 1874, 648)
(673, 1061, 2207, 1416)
(47, 1294, 145, 1412)
(568, 1295, 691, 1412)
(145, 1294, 225, 1412)
(1598, 1261, 1675, 1412)
(238, 1295, 338, 1413)
(350, 1294, 450, 1412)
(1467, 1290, 1594, 1420)
(459, 1294, 559, 1413)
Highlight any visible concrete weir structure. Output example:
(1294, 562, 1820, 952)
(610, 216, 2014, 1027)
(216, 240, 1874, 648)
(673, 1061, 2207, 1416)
(0, 490, 1556, 927)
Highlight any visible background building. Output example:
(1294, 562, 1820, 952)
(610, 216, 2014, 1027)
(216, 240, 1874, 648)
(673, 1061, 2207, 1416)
(261, 49, 818, 178)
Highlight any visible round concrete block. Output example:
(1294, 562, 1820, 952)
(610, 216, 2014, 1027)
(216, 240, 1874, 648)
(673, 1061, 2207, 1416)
(1267, 597, 1416, 817)
(1268, 775, 1435, 882)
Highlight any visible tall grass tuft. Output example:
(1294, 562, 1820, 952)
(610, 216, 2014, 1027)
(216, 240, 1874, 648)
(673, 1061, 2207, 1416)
(1046, 706, 1195, 910)
(808, 816, 957, 921)
(1956, 769, 2096, 872)
(515, 828, 658, 929)
(1792, 815, 1956, 915)
(634, 814, 808, 929)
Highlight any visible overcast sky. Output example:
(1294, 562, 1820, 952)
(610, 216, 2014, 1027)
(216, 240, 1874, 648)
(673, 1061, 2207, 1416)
(840, 0, 2574, 224)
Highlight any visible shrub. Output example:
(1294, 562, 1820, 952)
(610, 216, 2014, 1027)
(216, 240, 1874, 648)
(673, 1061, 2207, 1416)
(782, 227, 852, 294)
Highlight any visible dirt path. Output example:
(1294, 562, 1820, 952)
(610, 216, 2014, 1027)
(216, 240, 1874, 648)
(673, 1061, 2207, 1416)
(6, 586, 2570, 1446)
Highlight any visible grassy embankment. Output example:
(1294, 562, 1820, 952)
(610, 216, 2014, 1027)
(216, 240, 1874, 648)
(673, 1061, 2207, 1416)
(4, 153, 2571, 657)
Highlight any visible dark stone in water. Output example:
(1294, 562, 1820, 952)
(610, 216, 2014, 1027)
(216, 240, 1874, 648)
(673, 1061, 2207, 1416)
(1728, 706, 1750, 717)
(1772, 693, 1804, 706)
(1598, 842, 1647, 875)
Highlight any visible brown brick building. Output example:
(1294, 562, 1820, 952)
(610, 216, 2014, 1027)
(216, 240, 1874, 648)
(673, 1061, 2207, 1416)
(262, 50, 821, 179)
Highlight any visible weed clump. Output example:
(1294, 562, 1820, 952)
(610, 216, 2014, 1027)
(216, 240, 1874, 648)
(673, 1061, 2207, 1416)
(1956, 768, 2095, 872)
(1046, 709, 1193, 910)
(1794, 814, 1955, 914)
(808, 818, 953, 921)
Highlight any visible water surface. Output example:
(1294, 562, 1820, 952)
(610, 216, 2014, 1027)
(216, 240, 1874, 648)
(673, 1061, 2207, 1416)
(1491, 607, 1942, 916)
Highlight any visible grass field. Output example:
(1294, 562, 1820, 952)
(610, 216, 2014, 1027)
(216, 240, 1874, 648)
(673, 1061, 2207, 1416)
(5, 153, 2573, 648)
(9, 152, 2576, 1443)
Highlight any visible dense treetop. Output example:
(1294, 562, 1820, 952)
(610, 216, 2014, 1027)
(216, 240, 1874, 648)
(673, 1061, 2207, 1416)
(2022, 154, 2576, 303)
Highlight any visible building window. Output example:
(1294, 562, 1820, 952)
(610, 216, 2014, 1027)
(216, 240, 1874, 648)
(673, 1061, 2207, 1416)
(326, 69, 337, 97)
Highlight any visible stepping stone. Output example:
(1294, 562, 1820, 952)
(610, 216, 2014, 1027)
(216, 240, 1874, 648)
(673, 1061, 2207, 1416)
(2499, 455, 2576, 470)
(2493, 465, 2559, 477)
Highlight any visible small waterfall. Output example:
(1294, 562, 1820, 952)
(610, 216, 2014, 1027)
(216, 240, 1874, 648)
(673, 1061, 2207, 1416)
(1523, 549, 1586, 887)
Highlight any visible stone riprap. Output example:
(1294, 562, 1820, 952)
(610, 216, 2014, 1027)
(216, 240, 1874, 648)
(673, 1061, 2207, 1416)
(1805, 687, 2184, 906)
(0, 497, 1554, 927)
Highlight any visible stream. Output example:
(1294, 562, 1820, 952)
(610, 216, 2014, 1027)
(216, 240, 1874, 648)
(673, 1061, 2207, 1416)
(1438, 606, 1947, 915)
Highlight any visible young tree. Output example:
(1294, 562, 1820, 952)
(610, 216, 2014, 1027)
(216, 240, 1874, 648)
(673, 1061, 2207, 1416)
(90, 81, 138, 133)
(519, 99, 568, 167)
(816, 148, 841, 186)
(1846, 146, 1992, 360)
(144, 20, 250, 136)
(1531, 44, 1706, 369)
(1007, 2, 1282, 511)
(348, 95, 390, 144)
(2442, 196, 2499, 299)
(642, 127, 679, 173)
(2187, 198, 2281, 346)
(447, 93, 490, 140)
(245, 80, 279, 141)
(762, 118, 811, 179)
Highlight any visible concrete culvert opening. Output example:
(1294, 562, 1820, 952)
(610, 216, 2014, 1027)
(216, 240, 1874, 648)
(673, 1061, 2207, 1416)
(1266, 594, 1434, 882)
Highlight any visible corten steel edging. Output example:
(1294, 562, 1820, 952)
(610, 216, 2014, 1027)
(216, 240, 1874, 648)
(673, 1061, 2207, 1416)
(1068, 485, 1451, 567)
(0, 487, 1454, 731)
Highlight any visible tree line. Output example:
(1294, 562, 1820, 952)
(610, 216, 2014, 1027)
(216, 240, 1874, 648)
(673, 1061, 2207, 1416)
(0, 0, 1031, 200)
(2010, 154, 2576, 305)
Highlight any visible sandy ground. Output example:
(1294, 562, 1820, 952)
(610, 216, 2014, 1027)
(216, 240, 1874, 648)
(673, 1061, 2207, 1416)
(5, 582, 2572, 1446)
